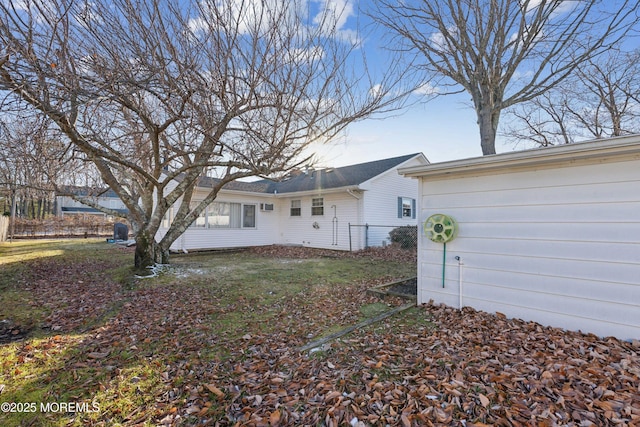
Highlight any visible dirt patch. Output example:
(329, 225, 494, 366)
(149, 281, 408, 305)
(385, 277, 417, 296)
(248, 244, 416, 263)
(0, 319, 31, 344)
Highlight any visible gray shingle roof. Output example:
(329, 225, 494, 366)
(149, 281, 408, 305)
(264, 153, 422, 194)
(198, 153, 423, 194)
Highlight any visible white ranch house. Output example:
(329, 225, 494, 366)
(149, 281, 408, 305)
(157, 153, 428, 252)
(400, 135, 640, 340)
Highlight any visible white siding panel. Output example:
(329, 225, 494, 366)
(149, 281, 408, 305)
(361, 157, 421, 246)
(448, 237, 640, 266)
(463, 222, 640, 244)
(423, 160, 639, 194)
(420, 255, 639, 338)
(424, 180, 640, 208)
(277, 193, 360, 250)
(421, 201, 640, 223)
(417, 158, 640, 339)
(362, 158, 421, 225)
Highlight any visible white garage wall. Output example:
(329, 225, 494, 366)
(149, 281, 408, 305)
(416, 153, 640, 340)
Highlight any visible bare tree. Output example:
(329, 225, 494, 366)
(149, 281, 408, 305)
(0, 0, 406, 268)
(504, 48, 640, 146)
(369, 0, 640, 155)
(0, 116, 70, 218)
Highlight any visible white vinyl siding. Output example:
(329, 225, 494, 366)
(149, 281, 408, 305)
(358, 156, 422, 247)
(417, 158, 640, 340)
(278, 193, 361, 250)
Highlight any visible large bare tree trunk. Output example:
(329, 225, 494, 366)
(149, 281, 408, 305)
(134, 229, 169, 270)
(477, 108, 499, 155)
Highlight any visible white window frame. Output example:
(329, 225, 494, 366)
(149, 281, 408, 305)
(290, 199, 301, 217)
(188, 201, 257, 229)
(242, 204, 256, 228)
(398, 197, 416, 219)
(311, 197, 324, 216)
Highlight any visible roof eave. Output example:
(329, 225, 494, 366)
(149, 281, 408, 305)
(399, 135, 640, 179)
(272, 185, 363, 198)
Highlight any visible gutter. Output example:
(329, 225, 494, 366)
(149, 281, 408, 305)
(399, 134, 640, 179)
(346, 188, 362, 199)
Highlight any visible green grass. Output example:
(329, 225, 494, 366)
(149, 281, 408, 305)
(359, 302, 393, 318)
(0, 240, 416, 426)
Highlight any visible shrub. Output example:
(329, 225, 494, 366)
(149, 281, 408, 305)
(389, 225, 417, 250)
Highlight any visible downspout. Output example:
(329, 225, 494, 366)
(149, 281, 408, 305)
(347, 188, 362, 250)
(346, 188, 360, 200)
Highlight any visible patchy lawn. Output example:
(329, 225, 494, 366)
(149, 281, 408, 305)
(0, 240, 638, 426)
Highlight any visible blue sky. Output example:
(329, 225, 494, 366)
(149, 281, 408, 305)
(301, 0, 638, 168)
(301, 0, 505, 168)
(309, 92, 498, 168)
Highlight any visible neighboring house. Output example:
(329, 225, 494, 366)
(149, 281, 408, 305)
(399, 135, 640, 340)
(56, 186, 128, 218)
(157, 153, 428, 252)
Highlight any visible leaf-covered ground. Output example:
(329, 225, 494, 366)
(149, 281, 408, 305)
(0, 241, 638, 426)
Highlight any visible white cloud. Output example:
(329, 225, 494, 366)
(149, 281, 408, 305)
(414, 82, 440, 96)
(429, 26, 457, 53)
(369, 83, 383, 98)
(521, 0, 576, 17)
(188, 16, 207, 33)
(312, 0, 360, 45)
(190, 0, 300, 36)
(289, 45, 326, 63)
(313, 0, 354, 30)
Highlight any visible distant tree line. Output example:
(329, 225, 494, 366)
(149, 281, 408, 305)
(1, 191, 56, 219)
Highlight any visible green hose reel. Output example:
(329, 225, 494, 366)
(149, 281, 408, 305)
(424, 214, 458, 288)
(423, 214, 458, 243)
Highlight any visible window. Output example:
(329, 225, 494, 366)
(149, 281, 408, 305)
(398, 197, 416, 219)
(207, 202, 230, 228)
(191, 203, 207, 227)
(162, 208, 172, 228)
(311, 198, 324, 216)
(290, 200, 301, 216)
(243, 205, 256, 228)
(229, 203, 242, 228)
(189, 201, 256, 229)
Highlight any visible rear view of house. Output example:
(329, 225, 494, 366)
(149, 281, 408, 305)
(157, 153, 428, 252)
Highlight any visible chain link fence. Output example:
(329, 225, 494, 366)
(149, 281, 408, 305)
(348, 224, 418, 251)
